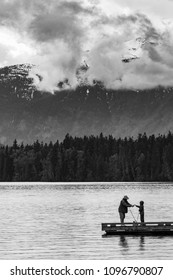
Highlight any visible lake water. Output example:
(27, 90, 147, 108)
(0, 182, 173, 259)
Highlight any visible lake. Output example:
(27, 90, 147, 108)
(0, 182, 173, 259)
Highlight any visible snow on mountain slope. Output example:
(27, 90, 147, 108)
(0, 63, 173, 144)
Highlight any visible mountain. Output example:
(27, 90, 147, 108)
(0, 63, 173, 144)
(122, 37, 160, 63)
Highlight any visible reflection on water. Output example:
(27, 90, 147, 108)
(139, 236, 145, 250)
(0, 182, 173, 259)
(119, 235, 129, 250)
(119, 235, 145, 252)
(103, 234, 145, 251)
(102, 234, 173, 259)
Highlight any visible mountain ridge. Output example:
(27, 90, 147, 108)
(0, 63, 173, 144)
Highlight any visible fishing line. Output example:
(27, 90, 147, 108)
(129, 209, 137, 222)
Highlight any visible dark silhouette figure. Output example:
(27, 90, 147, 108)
(136, 201, 144, 223)
(118, 195, 134, 223)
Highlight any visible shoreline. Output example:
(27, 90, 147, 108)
(0, 181, 172, 185)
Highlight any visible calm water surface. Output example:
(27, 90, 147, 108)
(0, 182, 173, 259)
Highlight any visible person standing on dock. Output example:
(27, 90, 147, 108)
(135, 201, 144, 223)
(118, 195, 134, 223)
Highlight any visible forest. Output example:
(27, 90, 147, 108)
(0, 132, 173, 182)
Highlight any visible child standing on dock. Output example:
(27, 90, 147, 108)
(135, 201, 144, 223)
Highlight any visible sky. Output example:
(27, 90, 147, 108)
(0, 0, 173, 91)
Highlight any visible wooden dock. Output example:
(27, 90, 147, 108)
(102, 222, 173, 235)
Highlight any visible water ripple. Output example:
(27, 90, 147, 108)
(0, 183, 173, 259)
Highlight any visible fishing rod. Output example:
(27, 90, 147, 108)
(129, 209, 138, 223)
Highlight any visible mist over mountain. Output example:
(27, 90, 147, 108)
(0, 63, 173, 144)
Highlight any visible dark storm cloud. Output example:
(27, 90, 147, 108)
(0, 0, 21, 24)
(115, 13, 161, 43)
(58, 1, 94, 15)
(0, 0, 91, 40)
(146, 46, 163, 62)
(136, 13, 161, 41)
(29, 13, 82, 43)
(27, 0, 94, 44)
(116, 14, 138, 24)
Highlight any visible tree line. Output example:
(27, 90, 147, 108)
(0, 132, 173, 182)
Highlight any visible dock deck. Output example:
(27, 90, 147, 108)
(102, 222, 173, 235)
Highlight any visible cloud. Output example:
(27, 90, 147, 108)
(0, 0, 92, 90)
(27, 1, 91, 90)
(106, 0, 173, 19)
(85, 11, 173, 89)
(29, 1, 91, 44)
(0, 0, 173, 90)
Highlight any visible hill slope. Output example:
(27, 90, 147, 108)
(0, 64, 173, 144)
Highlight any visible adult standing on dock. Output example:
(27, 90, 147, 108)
(118, 195, 134, 223)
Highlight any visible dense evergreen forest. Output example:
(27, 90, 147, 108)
(1, 132, 173, 182)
